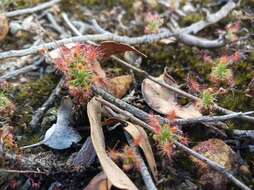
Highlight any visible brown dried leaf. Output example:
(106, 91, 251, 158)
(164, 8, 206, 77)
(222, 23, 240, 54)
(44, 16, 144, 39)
(87, 98, 138, 190)
(0, 15, 9, 41)
(108, 75, 133, 98)
(142, 75, 201, 119)
(83, 172, 112, 190)
(99, 41, 146, 58)
(124, 122, 158, 181)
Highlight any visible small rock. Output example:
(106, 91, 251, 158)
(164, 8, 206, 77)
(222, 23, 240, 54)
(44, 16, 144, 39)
(190, 138, 239, 190)
(239, 164, 251, 177)
(108, 75, 133, 98)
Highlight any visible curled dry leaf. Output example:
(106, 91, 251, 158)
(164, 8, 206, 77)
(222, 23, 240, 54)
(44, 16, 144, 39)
(21, 97, 81, 150)
(108, 75, 133, 98)
(124, 122, 158, 181)
(49, 41, 146, 61)
(142, 73, 201, 119)
(87, 98, 138, 190)
(190, 139, 239, 190)
(98, 41, 146, 58)
(0, 15, 9, 41)
(83, 172, 112, 190)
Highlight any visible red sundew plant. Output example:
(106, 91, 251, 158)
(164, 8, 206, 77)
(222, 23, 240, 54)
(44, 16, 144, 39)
(144, 12, 164, 34)
(148, 114, 188, 159)
(186, 75, 201, 94)
(53, 43, 106, 103)
(225, 21, 240, 42)
(108, 145, 140, 172)
(0, 126, 17, 150)
(209, 54, 238, 86)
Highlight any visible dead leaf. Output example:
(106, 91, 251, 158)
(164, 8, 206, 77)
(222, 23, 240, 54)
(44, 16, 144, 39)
(83, 172, 112, 190)
(142, 74, 202, 119)
(0, 15, 9, 41)
(87, 98, 138, 190)
(108, 75, 133, 98)
(124, 122, 158, 181)
(99, 41, 146, 58)
(21, 97, 81, 150)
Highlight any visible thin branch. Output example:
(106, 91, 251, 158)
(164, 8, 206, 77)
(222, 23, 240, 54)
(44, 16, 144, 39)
(177, 33, 224, 48)
(95, 91, 253, 127)
(233, 130, 254, 140)
(0, 58, 43, 81)
(46, 12, 66, 36)
(0, 168, 45, 174)
(4, 0, 62, 17)
(62, 13, 82, 36)
(125, 133, 157, 190)
(0, 32, 174, 59)
(29, 78, 64, 129)
(173, 111, 254, 125)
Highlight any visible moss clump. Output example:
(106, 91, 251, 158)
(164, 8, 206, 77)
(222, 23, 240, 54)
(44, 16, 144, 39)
(1, 0, 46, 11)
(61, 0, 133, 11)
(0, 91, 15, 118)
(11, 74, 58, 126)
(181, 13, 203, 26)
(14, 0, 46, 8)
(14, 74, 57, 107)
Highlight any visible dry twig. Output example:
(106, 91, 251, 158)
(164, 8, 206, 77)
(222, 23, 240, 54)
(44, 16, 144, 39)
(4, 0, 62, 17)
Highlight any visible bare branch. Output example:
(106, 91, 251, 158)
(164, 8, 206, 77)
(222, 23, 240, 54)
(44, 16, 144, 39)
(0, 32, 174, 59)
(0, 58, 43, 81)
(4, 0, 62, 17)
(0, 168, 45, 174)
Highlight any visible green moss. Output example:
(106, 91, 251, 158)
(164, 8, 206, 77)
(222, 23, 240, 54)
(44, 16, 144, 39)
(10, 74, 58, 126)
(61, 0, 133, 12)
(181, 13, 203, 26)
(14, 0, 46, 8)
(18, 133, 42, 147)
(218, 91, 249, 111)
(1, 0, 46, 10)
(0, 91, 8, 107)
(141, 45, 210, 81)
(14, 74, 57, 107)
